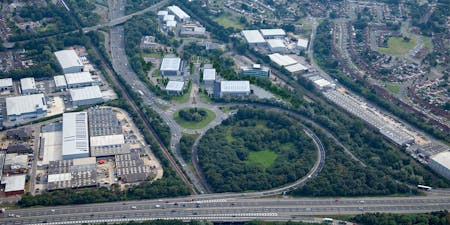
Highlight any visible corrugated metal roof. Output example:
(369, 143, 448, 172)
(166, 81, 184, 91)
(65, 72, 93, 85)
(220, 81, 250, 93)
(1, 175, 26, 192)
(260, 29, 286, 37)
(160, 57, 182, 71)
(20, 77, 36, 91)
(203, 68, 216, 81)
(0, 78, 13, 88)
(242, 30, 266, 44)
(54, 50, 83, 69)
(6, 94, 47, 116)
(90, 134, 125, 147)
(268, 53, 297, 66)
(168, 5, 190, 20)
(54, 75, 67, 87)
(69, 86, 102, 102)
(62, 112, 89, 158)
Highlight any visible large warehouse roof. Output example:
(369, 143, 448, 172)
(6, 94, 47, 116)
(20, 77, 36, 91)
(297, 38, 309, 49)
(54, 50, 83, 69)
(267, 39, 286, 49)
(431, 151, 450, 169)
(54, 75, 67, 87)
(62, 112, 89, 158)
(160, 57, 182, 71)
(285, 63, 308, 73)
(260, 29, 286, 37)
(166, 81, 184, 91)
(241, 30, 266, 44)
(268, 53, 297, 66)
(167, 5, 190, 20)
(0, 78, 12, 88)
(70, 86, 102, 102)
(221, 81, 250, 93)
(90, 134, 125, 147)
(1, 174, 26, 192)
(64, 72, 93, 85)
(203, 68, 216, 81)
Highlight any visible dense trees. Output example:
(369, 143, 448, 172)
(180, 134, 197, 163)
(66, 0, 101, 27)
(197, 108, 316, 192)
(350, 211, 449, 225)
(179, 108, 208, 122)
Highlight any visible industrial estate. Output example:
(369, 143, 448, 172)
(0, 0, 449, 225)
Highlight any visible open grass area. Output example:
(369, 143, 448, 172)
(247, 149, 278, 169)
(379, 36, 417, 55)
(422, 36, 432, 50)
(213, 13, 244, 29)
(385, 84, 400, 93)
(171, 82, 192, 104)
(199, 91, 212, 103)
(173, 107, 216, 129)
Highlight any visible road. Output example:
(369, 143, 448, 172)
(2, 196, 450, 224)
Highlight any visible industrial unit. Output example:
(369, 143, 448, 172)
(219, 81, 251, 97)
(267, 39, 287, 53)
(260, 29, 286, 39)
(20, 77, 37, 95)
(429, 151, 450, 180)
(297, 38, 309, 50)
(0, 174, 26, 196)
(5, 94, 47, 121)
(268, 53, 308, 74)
(3, 153, 28, 174)
(69, 86, 103, 106)
(47, 157, 97, 190)
(240, 64, 270, 78)
(115, 151, 152, 183)
(167, 5, 190, 22)
(0, 78, 13, 91)
(54, 50, 84, 74)
(241, 30, 266, 46)
(180, 23, 206, 37)
(165, 81, 185, 95)
(62, 112, 90, 160)
(53, 75, 68, 90)
(202, 68, 216, 86)
(160, 56, 183, 76)
(64, 72, 95, 88)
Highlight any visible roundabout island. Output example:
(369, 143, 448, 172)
(173, 107, 216, 130)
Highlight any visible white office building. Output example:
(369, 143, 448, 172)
(220, 81, 251, 97)
(6, 94, 47, 121)
(65, 72, 95, 88)
(70, 86, 103, 106)
(0, 78, 13, 91)
(54, 50, 84, 74)
(160, 57, 183, 76)
(241, 30, 266, 46)
(20, 77, 37, 95)
(203, 68, 216, 86)
(166, 81, 185, 95)
(62, 112, 90, 160)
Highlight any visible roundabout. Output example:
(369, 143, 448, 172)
(173, 107, 216, 130)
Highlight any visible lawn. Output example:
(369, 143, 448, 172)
(379, 36, 417, 55)
(247, 149, 278, 169)
(173, 107, 216, 129)
(199, 91, 212, 104)
(171, 81, 192, 104)
(385, 84, 400, 93)
(422, 36, 432, 50)
(213, 13, 244, 29)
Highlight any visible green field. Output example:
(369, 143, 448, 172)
(247, 149, 278, 169)
(379, 36, 417, 55)
(173, 108, 216, 129)
(213, 13, 244, 29)
(385, 84, 400, 93)
(422, 36, 432, 50)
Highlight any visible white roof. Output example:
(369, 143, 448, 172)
(20, 77, 36, 91)
(431, 151, 450, 170)
(203, 68, 216, 81)
(221, 81, 250, 93)
(260, 29, 286, 37)
(268, 53, 297, 66)
(62, 112, 89, 158)
(6, 94, 47, 116)
(314, 78, 331, 88)
(267, 39, 286, 48)
(166, 81, 184, 91)
(70, 86, 102, 102)
(166, 20, 177, 27)
(242, 30, 266, 44)
(297, 38, 309, 48)
(285, 63, 308, 73)
(160, 57, 182, 71)
(90, 134, 125, 147)
(54, 75, 67, 87)
(54, 50, 83, 69)
(64, 72, 93, 85)
(0, 78, 13, 88)
(1, 175, 26, 192)
(5, 153, 28, 168)
(168, 5, 190, 20)
(157, 10, 168, 16)
(163, 14, 175, 21)
(48, 173, 71, 183)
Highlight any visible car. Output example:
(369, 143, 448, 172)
(131, 206, 137, 209)
(155, 205, 161, 208)
(50, 209, 55, 213)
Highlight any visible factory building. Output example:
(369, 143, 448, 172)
(240, 64, 270, 78)
(165, 20, 177, 31)
(429, 151, 450, 180)
(1, 174, 26, 196)
(157, 10, 168, 20)
(54, 50, 84, 74)
(6, 94, 47, 121)
(3, 153, 28, 174)
(20, 77, 37, 95)
(260, 29, 286, 39)
(297, 38, 309, 50)
(166, 81, 185, 95)
(308, 76, 336, 90)
(70, 86, 103, 106)
(47, 157, 97, 190)
(65, 72, 95, 89)
(160, 56, 183, 76)
(241, 30, 266, 46)
(267, 39, 287, 53)
(62, 112, 90, 160)
(180, 23, 207, 37)
(167, 5, 190, 22)
(219, 81, 251, 97)
(0, 78, 13, 91)
(53, 75, 67, 90)
(268, 53, 308, 74)
(115, 151, 152, 183)
(203, 68, 216, 87)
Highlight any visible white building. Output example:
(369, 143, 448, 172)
(157, 10, 168, 20)
(165, 20, 177, 31)
(20, 77, 37, 95)
(0, 78, 13, 91)
(220, 81, 251, 97)
(166, 81, 185, 95)
(163, 14, 175, 22)
(54, 50, 84, 74)
(69, 86, 103, 106)
(180, 23, 206, 37)
(203, 68, 216, 87)
(268, 53, 297, 67)
(1, 174, 25, 195)
(429, 151, 450, 180)
(54, 75, 67, 90)
(267, 39, 287, 53)
(160, 57, 183, 76)
(6, 94, 47, 121)
(241, 30, 266, 46)
(260, 29, 286, 39)
(167, 5, 190, 22)
(285, 63, 308, 74)
(65, 72, 95, 88)
(62, 112, 89, 160)
(297, 38, 309, 50)
(310, 76, 335, 90)
(240, 64, 270, 78)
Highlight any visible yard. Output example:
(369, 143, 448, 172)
(379, 36, 417, 55)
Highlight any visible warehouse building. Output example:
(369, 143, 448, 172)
(297, 38, 309, 50)
(163, 14, 175, 22)
(165, 20, 177, 31)
(90, 135, 129, 157)
(219, 81, 251, 97)
(0, 78, 13, 91)
(62, 112, 89, 160)
(70, 86, 103, 106)
(47, 157, 97, 190)
(115, 152, 151, 183)
(267, 39, 287, 53)
(203, 68, 216, 87)
(268, 53, 297, 67)
(160, 56, 183, 76)
(285, 63, 308, 74)
(6, 128, 31, 141)
(241, 30, 266, 46)
(309, 76, 336, 90)
(167, 5, 190, 22)
(180, 23, 206, 37)
(3, 153, 28, 174)
(65, 72, 95, 88)
(54, 50, 84, 74)
(260, 29, 286, 39)
(6, 94, 47, 121)
(1, 174, 26, 196)
(20, 77, 37, 95)
(166, 81, 185, 95)
(240, 64, 270, 78)
(6, 144, 31, 154)
(429, 151, 450, 180)
(157, 10, 168, 20)
(54, 75, 67, 90)
(88, 107, 122, 136)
